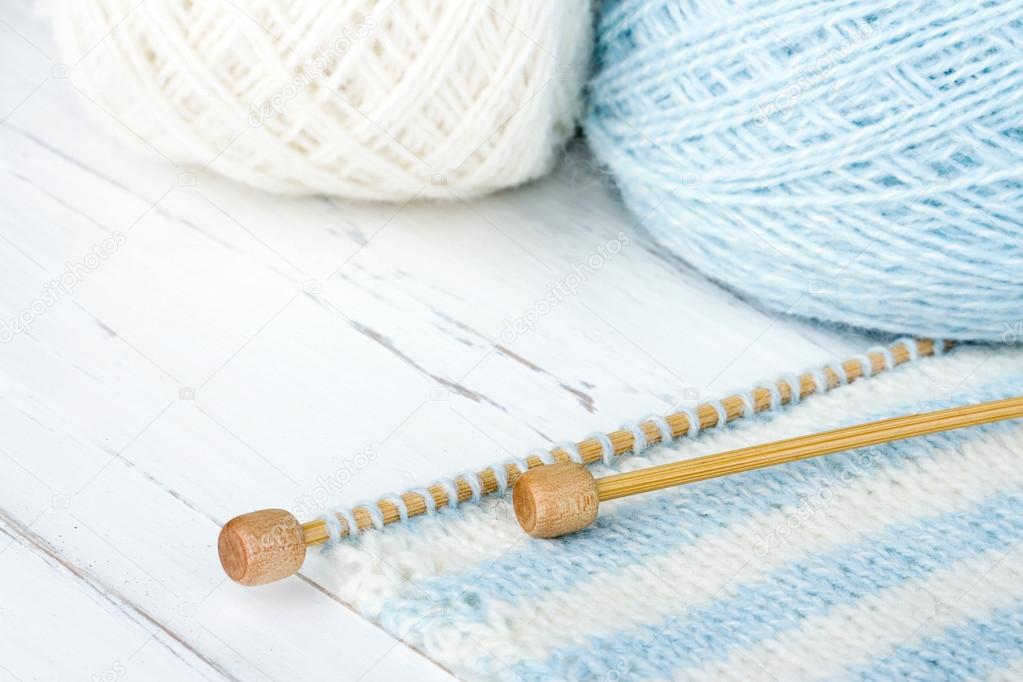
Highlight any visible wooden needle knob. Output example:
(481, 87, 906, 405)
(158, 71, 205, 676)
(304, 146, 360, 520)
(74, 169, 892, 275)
(218, 509, 307, 586)
(513, 461, 599, 538)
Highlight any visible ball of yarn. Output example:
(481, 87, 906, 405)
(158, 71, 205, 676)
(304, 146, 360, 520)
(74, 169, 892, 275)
(587, 0, 1023, 341)
(52, 0, 592, 201)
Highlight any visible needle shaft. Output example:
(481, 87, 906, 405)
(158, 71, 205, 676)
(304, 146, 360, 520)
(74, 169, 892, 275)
(595, 396, 1023, 501)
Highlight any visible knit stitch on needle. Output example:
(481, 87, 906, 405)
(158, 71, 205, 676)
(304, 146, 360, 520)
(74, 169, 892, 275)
(312, 343, 1023, 680)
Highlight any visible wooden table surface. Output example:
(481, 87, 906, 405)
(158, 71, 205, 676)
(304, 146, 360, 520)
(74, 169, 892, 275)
(0, 3, 869, 679)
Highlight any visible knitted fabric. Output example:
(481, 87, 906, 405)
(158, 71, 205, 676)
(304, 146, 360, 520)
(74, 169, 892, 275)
(51, 0, 592, 201)
(585, 0, 1023, 341)
(314, 345, 1023, 680)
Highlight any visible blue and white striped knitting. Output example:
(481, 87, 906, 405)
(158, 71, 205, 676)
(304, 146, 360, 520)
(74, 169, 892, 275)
(585, 0, 1023, 341)
(312, 345, 1023, 680)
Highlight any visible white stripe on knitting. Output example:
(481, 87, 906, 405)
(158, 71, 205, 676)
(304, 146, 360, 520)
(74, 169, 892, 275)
(325, 498, 526, 616)
(987, 658, 1023, 682)
(321, 347, 1020, 618)
(415, 419, 1023, 664)
(699, 548, 1023, 682)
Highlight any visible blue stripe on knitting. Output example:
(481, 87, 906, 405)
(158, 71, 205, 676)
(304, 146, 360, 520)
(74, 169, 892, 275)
(503, 491, 1023, 681)
(846, 601, 1023, 681)
(375, 381, 1023, 635)
(378, 437, 913, 626)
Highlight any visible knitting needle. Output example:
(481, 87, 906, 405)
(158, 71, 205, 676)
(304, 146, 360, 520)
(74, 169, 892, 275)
(219, 383, 1007, 587)
(218, 339, 948, 585)
(512, 395, 1023, 538)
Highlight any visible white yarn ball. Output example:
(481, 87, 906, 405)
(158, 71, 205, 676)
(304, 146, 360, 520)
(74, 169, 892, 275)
(52, 0, 592, 201)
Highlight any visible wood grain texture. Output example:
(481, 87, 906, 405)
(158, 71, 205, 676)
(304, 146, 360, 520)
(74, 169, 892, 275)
(305, 338, 944, 542)
(595, 396, 1023, 500)
(219, 509, 306, 586)
(0, 2, 870, 679)
(513, 462, 599, 538)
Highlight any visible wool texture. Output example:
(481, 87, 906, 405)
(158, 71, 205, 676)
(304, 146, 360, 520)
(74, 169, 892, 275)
(585, 0, 1023, 341)
(312, 344, 1023, 680)
(51, 0, 592, 201)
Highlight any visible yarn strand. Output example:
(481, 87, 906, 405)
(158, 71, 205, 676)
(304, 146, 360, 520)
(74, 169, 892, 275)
(313, 337, 947, 541)
(586, 0, 1023, 341)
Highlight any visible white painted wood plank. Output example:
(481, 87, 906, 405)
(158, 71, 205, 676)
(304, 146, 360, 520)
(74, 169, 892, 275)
(0, 522, 227, 682)
(0, 2, 875, 680)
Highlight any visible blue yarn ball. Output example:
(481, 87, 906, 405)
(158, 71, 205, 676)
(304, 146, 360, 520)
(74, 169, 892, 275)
(586, 0, 1023, 342)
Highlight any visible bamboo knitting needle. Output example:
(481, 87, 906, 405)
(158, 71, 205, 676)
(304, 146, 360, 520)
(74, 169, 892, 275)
(512, 395, 1023, 538)
(218, 340, 947, 585)
(225, 338, 944, 561)
(219, 341, 945, 588)
(220, 386, 1016, 586)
